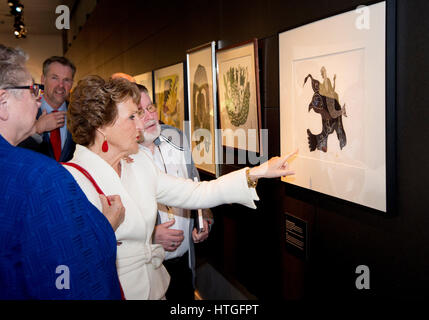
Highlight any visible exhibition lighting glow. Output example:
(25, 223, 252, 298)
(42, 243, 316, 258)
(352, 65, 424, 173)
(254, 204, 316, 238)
(6, 0, 27, 39)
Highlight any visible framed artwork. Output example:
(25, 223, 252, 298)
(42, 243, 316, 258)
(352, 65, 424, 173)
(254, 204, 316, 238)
(279, 1, 396, 213)
(216, 39, 261, 153)
(186, 41, 219, 176)
(134, 71, 153, 101)
(154, 62, 185, 131)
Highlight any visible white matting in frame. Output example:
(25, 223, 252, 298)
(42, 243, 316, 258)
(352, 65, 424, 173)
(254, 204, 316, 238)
(217, 39, 261, 153)
(134, 71, 153, 102)
(280, 2, 387, 212)
(154, 62, 185, 131)
(186, 41, 219, 176)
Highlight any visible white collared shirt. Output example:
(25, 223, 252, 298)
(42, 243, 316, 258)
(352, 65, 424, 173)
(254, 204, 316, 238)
(140, 142, 191, 260)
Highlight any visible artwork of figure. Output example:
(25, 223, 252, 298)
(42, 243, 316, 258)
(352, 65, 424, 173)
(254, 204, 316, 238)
(159, 75, 180, 128)
(223, 65, 250, 127)
(303, 66, 347, 152)
(192, 64, 211, 153)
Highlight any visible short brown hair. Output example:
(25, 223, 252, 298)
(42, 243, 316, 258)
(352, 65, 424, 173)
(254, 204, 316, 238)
(68, 75, 140, 146)
(43, 56, 76, 78)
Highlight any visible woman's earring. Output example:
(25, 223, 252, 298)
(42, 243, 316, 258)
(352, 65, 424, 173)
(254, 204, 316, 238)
(97, 129, 109, 152)
(102, 136, 109, 153)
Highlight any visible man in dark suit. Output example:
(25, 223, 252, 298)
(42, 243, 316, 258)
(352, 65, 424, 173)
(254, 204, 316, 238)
(18, 56, 76, 162)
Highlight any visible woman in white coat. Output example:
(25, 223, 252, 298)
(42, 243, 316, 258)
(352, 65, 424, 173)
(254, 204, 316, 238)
(64, 76, 296, 300)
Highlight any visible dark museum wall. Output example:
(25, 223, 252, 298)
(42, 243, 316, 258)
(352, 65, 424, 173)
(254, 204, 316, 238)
(66, 0, 429, 300)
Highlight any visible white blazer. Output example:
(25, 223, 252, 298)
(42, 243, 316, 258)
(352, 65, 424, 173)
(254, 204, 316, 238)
(64, 145, 259, 300)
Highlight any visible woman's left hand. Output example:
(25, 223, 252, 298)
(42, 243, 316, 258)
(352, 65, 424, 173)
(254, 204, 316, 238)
(248, 149, 298, 181)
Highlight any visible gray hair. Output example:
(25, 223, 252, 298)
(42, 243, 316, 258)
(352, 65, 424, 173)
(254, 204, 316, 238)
(0, 44, 27, 65)
(0, 44, 31, 95)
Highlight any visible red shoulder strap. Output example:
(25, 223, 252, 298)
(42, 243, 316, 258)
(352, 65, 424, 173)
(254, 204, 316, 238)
(62, 162, 111, 206)
(61, 161, 125, 300)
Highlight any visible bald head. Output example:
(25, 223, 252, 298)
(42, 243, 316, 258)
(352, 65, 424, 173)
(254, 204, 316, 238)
(111, 72, 136, 83)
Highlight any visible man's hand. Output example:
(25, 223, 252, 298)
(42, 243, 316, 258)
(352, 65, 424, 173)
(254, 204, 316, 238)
(192, 219, 209, 243)
(154, 219, 184, 252)
(100, 194, 125, 231)
(35, 109, 66, 134)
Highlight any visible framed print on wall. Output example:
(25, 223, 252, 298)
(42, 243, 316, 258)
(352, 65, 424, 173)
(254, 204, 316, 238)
(186, 41, 219, 176)
(134, 71, 153, 102)
(279, 1, 396, 213)
(154, 62, 185, 131)
(216, 39, 261, 153)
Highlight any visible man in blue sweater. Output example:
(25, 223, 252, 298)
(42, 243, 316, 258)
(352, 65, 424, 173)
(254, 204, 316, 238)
(0, 44, 124, 299)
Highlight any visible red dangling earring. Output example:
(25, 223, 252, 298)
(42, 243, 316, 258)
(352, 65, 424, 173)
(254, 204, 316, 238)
(102, 137, 109, 153)
(97, 129, 109, 152)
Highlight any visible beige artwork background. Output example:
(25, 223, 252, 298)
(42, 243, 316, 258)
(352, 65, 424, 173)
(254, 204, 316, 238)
(187, 44, 217, 175)
(280, 2, 386, 212)
(217, 42, 260, 153)
(154, 63, 185, 131)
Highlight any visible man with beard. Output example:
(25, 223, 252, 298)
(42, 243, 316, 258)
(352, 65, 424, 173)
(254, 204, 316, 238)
(137, 84, 213, 300)
(18, 56, 76, 162)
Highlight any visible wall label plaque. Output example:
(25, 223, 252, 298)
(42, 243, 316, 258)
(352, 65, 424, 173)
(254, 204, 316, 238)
(285, 213, 308, 260)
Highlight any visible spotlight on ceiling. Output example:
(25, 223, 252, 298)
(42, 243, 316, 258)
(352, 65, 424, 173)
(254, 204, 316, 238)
(15, 4, 23, 13)
(6, 1, 27, 39)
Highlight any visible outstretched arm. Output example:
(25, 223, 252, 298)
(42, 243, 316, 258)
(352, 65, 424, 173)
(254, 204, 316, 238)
(155, 150, 298, 210)
(247, 150, 297, 181)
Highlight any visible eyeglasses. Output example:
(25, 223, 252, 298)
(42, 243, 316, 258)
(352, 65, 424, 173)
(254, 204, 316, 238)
(138, 103, 157, 117)
(4, 83, 44, 98)
(143, 103, 157, 113)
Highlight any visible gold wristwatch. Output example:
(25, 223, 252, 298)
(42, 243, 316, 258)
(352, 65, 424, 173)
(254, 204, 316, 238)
(246, 168, 258, 188)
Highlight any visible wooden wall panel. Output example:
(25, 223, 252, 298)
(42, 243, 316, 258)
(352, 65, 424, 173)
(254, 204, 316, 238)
(65, 0, 429, 300)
